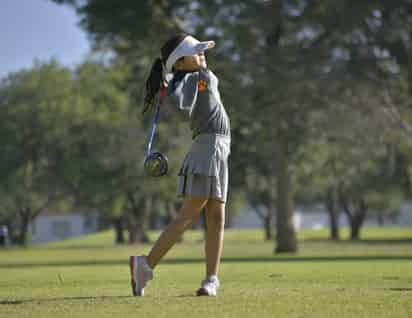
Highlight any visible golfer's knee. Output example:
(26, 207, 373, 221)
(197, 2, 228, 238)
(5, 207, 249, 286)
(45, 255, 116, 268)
(173, 214, 194, 233)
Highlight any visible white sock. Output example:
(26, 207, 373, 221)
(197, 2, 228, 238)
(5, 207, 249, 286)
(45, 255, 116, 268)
(207, 275, 219, 283)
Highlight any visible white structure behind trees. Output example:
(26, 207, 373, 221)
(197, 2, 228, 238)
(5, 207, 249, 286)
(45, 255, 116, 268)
(29, 213, 98, 243)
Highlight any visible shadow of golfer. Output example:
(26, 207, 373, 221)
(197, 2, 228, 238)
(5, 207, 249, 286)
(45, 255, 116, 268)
(0, 295, 132, 305)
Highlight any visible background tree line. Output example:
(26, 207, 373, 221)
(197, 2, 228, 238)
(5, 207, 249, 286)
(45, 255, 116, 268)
(1, 0, 412, 251)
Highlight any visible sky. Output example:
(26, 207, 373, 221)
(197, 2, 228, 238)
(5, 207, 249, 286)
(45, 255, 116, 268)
(0, 0, 90, 78)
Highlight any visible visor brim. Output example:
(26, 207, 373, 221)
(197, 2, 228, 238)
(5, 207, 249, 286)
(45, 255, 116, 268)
(186, 41, 216, 56)
(195, 41, 215, 52)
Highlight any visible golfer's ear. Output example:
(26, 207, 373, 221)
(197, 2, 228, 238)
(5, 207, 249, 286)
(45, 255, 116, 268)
(173, 56, 185, 70)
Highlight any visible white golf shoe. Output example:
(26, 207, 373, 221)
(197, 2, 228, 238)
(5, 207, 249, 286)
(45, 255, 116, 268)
(129, 255, 153, 296)
(196, 276, 220, 296)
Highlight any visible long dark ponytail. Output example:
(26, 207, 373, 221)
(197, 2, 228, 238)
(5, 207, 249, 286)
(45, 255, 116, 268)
(143, 57, 163, 114)
(143, 33, 187, 114)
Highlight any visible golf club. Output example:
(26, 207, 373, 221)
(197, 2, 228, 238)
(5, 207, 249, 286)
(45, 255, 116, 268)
(144, 85, 168, 177)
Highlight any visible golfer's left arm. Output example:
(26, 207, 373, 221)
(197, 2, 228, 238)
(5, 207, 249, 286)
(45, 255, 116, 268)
(168, 72, 199, 120)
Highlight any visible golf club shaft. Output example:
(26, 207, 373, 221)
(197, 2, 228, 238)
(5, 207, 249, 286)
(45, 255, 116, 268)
(145, 86, 166, 158)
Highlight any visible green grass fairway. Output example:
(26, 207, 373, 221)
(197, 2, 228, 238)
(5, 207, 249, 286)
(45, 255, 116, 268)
(0, 228, 411, 318)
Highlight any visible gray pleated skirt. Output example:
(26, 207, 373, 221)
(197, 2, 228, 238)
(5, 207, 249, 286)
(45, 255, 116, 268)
(177, 133, 231, 202)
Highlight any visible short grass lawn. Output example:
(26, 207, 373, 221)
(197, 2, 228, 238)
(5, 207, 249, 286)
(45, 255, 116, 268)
(0, 227, 411, 318)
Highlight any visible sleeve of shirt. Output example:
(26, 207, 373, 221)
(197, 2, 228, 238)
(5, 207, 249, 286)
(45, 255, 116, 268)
(168, 72, 199, 120)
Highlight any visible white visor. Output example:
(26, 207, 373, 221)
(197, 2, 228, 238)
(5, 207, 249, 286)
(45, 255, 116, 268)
(164, 35, 215, 73)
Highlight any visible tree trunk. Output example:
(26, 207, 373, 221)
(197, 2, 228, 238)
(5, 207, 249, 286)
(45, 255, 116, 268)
(350, 221, 361, 240)
(326, 188, 340, 240)
(128, 221, 150, 244)
(113, 217, 125, 244)
(167, 201, 183, 243)
(128, 223, 138, 243)
(339, 194, 367, 241)
(274, 135, 298, 253)
(17, 208, 31, 246)
(127, 196, 152, 244)
(263, 214, 272, 241)
(263, 204, 275, 241)
(350, 201, 368, 240)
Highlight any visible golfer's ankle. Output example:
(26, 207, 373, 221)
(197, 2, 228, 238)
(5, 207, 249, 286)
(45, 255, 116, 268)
(206, 274, 219, 283)
(206, 273, 218, 279)
(146, 255, 155, 270)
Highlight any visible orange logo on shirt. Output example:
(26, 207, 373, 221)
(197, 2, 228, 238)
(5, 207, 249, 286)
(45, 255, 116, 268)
(198, 80, 207, 92)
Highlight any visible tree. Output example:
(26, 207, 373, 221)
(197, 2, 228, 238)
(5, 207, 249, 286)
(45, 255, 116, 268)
(192, 0, 412, 249)
(50, 0, 412, 250)
(0, 61, 74, 244)
(298, 75, 410, 240)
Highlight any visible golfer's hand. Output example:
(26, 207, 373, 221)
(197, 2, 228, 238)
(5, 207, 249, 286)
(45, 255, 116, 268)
(159, 85, 167, 101)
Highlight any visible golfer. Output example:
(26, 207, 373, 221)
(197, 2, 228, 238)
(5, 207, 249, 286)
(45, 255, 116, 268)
(130, 33, 231, 297)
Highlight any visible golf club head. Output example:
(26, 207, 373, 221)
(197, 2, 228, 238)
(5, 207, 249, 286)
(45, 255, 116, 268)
(144, 152, 168, 177)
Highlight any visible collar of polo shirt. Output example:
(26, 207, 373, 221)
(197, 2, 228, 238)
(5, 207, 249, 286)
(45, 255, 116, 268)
(164, 36, 215, 73)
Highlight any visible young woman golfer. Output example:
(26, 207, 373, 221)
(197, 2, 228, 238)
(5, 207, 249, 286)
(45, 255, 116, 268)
(130, 34, 231, 297)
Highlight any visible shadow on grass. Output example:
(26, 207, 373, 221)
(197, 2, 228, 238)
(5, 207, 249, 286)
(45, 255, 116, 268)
(304, 238, 412, 245)
(0, 293, 204, 305)
(0, 295, 132, 305)
(1, 237, 409, 251)
(38, 241, 205, 250)
(174, 294, 198, 298)
(38, 245, 118, 250)
(385, 288, 412, 292)
(0, 255, 411, 269)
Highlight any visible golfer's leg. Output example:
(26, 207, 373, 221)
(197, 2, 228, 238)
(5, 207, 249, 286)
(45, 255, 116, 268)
(147, 197, 208, 269)
(204, 199, 225, 277)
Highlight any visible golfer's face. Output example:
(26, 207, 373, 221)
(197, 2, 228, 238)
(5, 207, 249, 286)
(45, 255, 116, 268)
(195, 52, 207, 68)
(177, 52, 207, 71)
